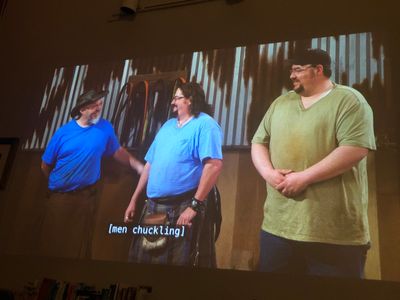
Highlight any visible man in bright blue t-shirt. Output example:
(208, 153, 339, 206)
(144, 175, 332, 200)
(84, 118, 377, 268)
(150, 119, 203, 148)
(124, 82, 223, 266)
(39, 89, 143, 259)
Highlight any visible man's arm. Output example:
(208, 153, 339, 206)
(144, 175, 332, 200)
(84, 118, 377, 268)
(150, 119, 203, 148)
(124, 162, 150, 223)
(40, 161, 53, 178)
(113, 147, 144, 175)
(194, 159, 223, 201)
(276, 145, 369, 197)
(176, 158, 223, 226)
(251, 143, 292, 188)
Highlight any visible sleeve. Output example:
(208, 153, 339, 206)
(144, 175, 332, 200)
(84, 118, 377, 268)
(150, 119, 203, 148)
(104, 124, 121, 156)
(144, 139, 156, 164)
(198, 119, 223, 162)
(42, 131, 61, 165)
(251, 101, 275, 145)
(336, 94, 376, 150)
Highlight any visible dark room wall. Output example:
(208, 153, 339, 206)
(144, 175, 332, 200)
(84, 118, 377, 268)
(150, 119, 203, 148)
(1, 0, 400, 297)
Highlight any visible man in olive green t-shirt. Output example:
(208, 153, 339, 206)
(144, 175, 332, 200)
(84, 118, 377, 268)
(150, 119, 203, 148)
(251, 48, 376, 278)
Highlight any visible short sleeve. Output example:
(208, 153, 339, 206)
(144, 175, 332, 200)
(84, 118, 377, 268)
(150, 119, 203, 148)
(42, 131, 61, 165)
(144, 139, 156, 164)
(336, 94, 376, 150)
(104, 124, 121, 156)
(198, 120, 223, 162)
(251, 102, 274, 145)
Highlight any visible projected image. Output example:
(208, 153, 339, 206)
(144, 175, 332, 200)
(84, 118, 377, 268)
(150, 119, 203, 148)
(19, 31, 392, 279)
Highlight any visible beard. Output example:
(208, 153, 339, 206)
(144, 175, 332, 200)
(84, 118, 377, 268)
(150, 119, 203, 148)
(89, 117, 100, 125)
(292, 81, 304, 94)
(89, 112, 101, 125)
(171, 105, 178, 117)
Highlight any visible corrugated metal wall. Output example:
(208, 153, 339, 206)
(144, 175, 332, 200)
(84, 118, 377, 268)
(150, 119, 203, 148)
(24, 32, 386, 150)
(189, 32, 385, 147)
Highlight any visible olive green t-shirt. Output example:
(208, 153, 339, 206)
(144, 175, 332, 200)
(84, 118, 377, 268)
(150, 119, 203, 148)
(252, 84, 376, 245)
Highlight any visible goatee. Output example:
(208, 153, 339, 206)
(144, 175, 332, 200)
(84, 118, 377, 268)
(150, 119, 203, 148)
(294, 84, 304, 94)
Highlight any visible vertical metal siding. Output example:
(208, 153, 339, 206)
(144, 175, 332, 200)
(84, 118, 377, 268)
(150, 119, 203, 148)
(24, 32, 385, 150)
(188, 32, 385, 147)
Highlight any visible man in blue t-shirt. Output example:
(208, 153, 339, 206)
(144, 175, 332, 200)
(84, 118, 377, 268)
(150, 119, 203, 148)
(124, 82, 223, 266)
(38, 89, 143, 259)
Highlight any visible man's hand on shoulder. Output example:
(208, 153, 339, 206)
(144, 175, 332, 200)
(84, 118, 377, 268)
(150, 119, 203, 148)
(129, 155, 144, 174)
(113, 147, 144, 174)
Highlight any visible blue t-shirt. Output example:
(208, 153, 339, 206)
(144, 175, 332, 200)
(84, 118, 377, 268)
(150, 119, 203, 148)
(145, 112, 223, 198)
(42, 119, 120, 192)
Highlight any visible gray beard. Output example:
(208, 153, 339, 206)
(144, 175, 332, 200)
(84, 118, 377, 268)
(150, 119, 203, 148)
(89, 116, 100, 125)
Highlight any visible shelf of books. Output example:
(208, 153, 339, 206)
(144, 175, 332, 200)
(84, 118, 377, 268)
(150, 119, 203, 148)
(1, 278, 152, 300)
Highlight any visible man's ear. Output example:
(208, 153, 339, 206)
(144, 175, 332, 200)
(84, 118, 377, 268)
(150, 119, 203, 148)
(316, 64, 324, 75)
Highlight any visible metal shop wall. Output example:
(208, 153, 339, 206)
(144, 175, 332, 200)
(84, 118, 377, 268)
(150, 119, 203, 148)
(23, 32, 386, 151)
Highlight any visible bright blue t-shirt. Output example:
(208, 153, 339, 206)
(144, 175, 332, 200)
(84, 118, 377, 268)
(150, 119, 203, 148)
(42, 119, 120, 192)
(145, 112, 223, 198)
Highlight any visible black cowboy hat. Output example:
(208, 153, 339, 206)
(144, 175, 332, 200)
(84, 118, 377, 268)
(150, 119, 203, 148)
(70, 89, 109, 118)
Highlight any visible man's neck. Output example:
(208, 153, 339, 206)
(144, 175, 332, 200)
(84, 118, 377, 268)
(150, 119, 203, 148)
(76, 117, 90, 127)
(177, 113, 193, 127)
(300, 79, 333, 99)
(300, 80, 333, 109)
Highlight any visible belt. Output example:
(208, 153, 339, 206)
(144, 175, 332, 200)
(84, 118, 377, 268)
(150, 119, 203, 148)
(49, 182, 98, 194)
(149, 188, 196, 204)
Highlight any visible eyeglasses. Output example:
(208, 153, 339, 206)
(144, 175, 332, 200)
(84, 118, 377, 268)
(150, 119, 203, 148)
(172, 96, 185, 101)
(289, 65, 313, 75)
(85, 100, 104, 110)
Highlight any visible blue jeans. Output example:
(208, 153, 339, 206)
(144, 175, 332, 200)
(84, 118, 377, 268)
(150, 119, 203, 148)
(259, 230, 369, 278)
